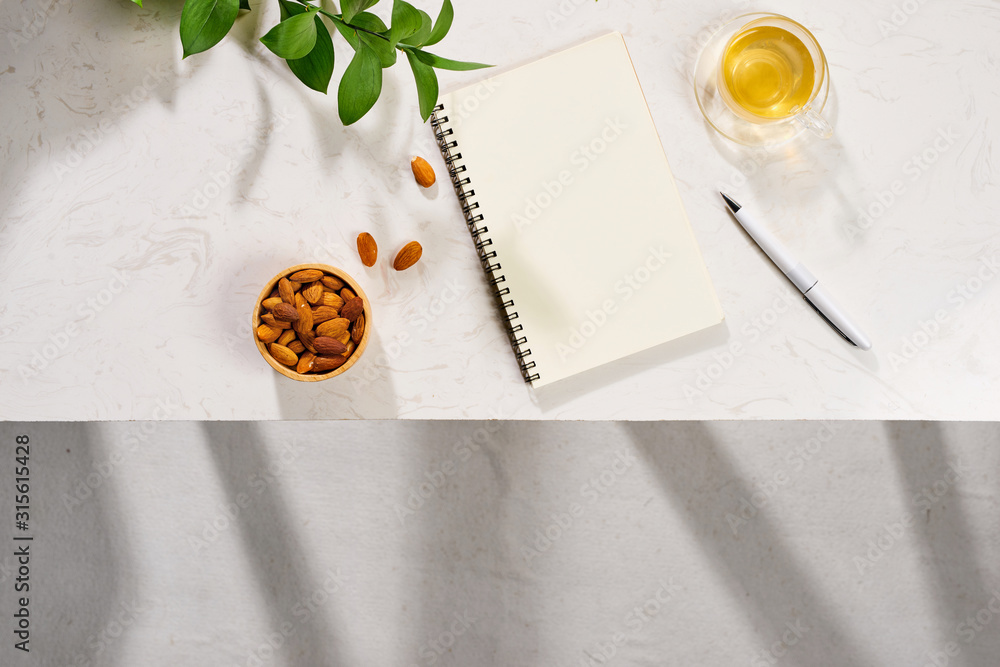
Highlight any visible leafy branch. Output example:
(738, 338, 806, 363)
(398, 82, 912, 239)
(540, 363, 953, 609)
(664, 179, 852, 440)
(151, 0, 490, 125)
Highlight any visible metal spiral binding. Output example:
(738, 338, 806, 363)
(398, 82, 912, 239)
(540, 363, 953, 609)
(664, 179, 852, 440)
(430, 104, 539, 384)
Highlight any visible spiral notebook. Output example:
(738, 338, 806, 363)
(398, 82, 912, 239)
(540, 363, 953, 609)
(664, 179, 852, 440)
(431, 32, 723, 388)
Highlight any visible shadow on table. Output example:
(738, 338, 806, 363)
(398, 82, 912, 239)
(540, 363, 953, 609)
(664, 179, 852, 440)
(885, 422, 991, 650)
(0, 0, 184, 221)
(625, 421, 878, 667)
(1, 423, 131, 666)
(201, 422, 350, 666)
(271, 327, 401, 419)
(404, 421, 543, 665)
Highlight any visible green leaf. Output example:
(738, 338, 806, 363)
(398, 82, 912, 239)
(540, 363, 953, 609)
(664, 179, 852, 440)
(341, 0, 379, 24)
(410, 48, 491, 71)
(338, 39, 383, 125)
(399, 10, 431, 47)
(179, 0, 240, 58)
(389, 0, 422, 48)
(333, 18, 360, 50)
(238, 0, 250, 10)
(423, 0, 452, 47)
(278, 0, 303, 20)
(405, 48, 438, 122)
(361, 32, 397, 68)
(261, 10, 318, 60)
(131, 0, 144, 7)
(350, 12, 389, 33)
(333, 12, 388, 50)
(287, 15, 334, 93)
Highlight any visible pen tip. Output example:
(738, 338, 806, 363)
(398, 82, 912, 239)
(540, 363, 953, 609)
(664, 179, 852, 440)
(720, 192, 741, 214)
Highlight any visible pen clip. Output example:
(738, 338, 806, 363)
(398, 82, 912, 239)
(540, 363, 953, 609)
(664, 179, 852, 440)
(802, 295, 857, 347)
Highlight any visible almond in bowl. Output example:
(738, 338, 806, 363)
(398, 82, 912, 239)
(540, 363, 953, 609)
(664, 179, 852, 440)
(252, 264, 371, 382)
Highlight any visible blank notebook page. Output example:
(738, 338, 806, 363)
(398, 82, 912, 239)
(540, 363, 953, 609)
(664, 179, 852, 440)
(439, 32, 723, 388)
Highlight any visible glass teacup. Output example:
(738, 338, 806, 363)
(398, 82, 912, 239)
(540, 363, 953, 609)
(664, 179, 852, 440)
(717, 15, 832, 138)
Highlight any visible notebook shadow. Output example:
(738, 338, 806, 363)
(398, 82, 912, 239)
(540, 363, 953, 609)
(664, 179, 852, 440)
(625, 422, 877, 666)
(532, 320, 729, 414)
(200, 422, 349, 666)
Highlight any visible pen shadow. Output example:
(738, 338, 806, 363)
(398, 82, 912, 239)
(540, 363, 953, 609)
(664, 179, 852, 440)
(532, 321, 729, 414)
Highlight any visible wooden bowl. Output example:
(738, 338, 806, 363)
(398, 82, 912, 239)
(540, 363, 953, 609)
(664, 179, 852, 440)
(252, 263, 371, 382)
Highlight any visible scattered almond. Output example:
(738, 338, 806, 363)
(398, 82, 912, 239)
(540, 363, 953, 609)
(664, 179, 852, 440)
(393, 241, 422, 271)
(357, 232, 378, 267)
(411, 156, 436, 188)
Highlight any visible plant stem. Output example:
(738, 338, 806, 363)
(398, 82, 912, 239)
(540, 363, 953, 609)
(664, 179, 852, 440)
(292, 0, 393, 42)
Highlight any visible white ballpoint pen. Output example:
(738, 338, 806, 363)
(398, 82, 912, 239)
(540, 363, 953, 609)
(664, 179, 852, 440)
(721, 193, 873, 351)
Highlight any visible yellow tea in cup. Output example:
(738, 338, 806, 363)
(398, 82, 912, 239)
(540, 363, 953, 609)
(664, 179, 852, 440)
(721, 24, 816, 120)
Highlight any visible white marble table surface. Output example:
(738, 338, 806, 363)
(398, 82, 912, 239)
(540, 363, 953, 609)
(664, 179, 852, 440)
(1, 0, 998, 421)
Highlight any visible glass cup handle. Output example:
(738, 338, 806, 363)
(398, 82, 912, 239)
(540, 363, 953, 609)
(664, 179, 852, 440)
(792, 104, 833, 139)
